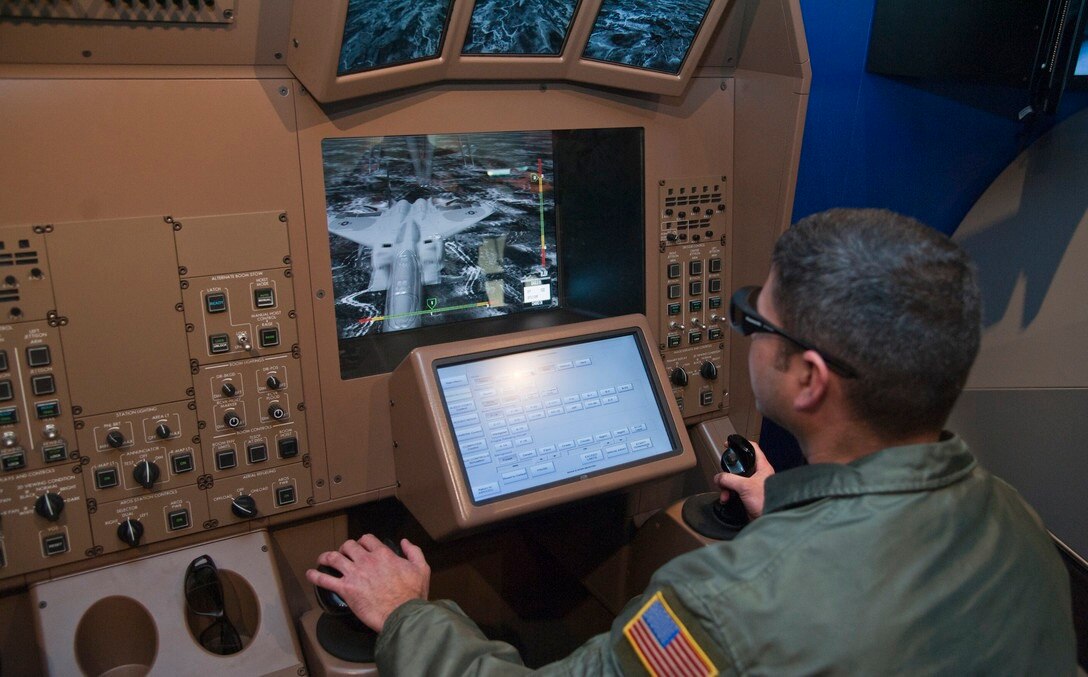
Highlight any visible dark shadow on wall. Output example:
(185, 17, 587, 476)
(956, 109, 1088, 328)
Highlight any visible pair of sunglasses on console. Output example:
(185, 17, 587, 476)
(184, 554, 244, 656)
(729, 285, 859, 379)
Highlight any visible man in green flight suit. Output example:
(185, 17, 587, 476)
(308, 208, 1076, 675)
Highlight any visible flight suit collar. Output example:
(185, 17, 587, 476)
(762, 433, 977, 514)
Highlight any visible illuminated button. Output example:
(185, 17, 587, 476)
(0, 350, 7, 372)
(667, 335, 681, 348)
(666, 263, 681, 279)
(42, 534, 69, 557)
(700, 391, 714, 406)
(689, 299, 703, 313)
(1, 450, 26, 471)
(708, 278, 722, 293)
(36, 400, 61, 419)
(689, 260, 703, 276)
(94, 466, 120, 489)
(667, 302, 681, 316)
(689, 330, 703, 345)
(689, 281, 703, 296)
(0, 407, 18, 425)
(215, 448, 237, 470)
(667, 284, 681, 299)
(709, 257, 722, 273)
(208, 333, 230, 354)
(275, 485, 297, 507)
(708, 296, 723, 309)
(26, 345, 51, 367)
(42, 442, 67, 464)
(167, 508, 191, 531)
(204, 292, 227, 314)
(171, 452, 195, 474)
(31, 374, 56, 396)
(253, 287, 276, 309)
(708, 327, 723, 340)
(246, 443, 268, 464)
(277, 437, 299, 459)
(258, 327, 280, 348)
(0, 380, 11, 401)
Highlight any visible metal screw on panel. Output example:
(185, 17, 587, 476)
(278, 86, 289, 97)
(721, 81, 728, 90)
(333, 475, 342, 484)
(223, 8, 233, 19)
(316, 289, 325, 299)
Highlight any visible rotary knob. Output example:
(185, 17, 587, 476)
(133, 460, 161, 490)
(221, 382, 237, 397)
(700, 361, 719, 380)
(106, 429, 126, 449)
(266, 374, 282, 390)
(669, 367, 689, 387)
(155, 422, 172, 439)
(223, 410, 243, 429)
(267, 403, 287, 421)
(231, 495, 258, 519)
(34, 492, 65, 522)
(117, 518, 144, 547)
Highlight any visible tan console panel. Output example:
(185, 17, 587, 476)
(204, 461, 311, 526)
(88, 483, 211, 556)
(658, 178, 732, 419)
(0, 463, 93, 577)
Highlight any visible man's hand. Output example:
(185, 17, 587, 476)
(306, 535, 430, 633)
(714, 439, 775, 520)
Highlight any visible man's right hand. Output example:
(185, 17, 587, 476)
(714, 439, 774, 520)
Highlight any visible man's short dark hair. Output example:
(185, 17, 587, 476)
(771, 208, 981, 437)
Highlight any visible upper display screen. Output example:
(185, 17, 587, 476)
(583, 0, 714, 74)
(323, 132, 559, 340)
(1077, 33, 1088, 77)
(338, 0, 454, 75)
(462, 0, 579, 55)
(435, 332, 681, 504)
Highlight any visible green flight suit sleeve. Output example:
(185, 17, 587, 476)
(374, 598, 629, 676)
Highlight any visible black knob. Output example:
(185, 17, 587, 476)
(267, 403, 287, 421)
(700, 361, 718, 380)
(34, 492, 65, 521)
(155, 422, 172, 439)
(669, 367, 689, 387)
(266, 374, 282, 390)
(106, 430, 126, 449)
(221, 382, 237, 397)
(117, 518, 144, 547)
(223, 410, 243, 429)
(133, 460, 160, 490)
(231, 495, 258, 519)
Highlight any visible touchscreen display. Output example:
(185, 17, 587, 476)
(435, 332, 680, 504)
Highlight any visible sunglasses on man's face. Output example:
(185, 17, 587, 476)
(185, 554, 244, 656)
(728, 285, 859, 379)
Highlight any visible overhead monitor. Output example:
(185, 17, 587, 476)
(462, 0, 580, 55)
(388, 316, 694, 539)
(583, 0, 716, 74)
(338, 0, 454, 75)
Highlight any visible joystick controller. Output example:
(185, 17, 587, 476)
(312, 564, 377, 664)
(681, 434, 757, 540)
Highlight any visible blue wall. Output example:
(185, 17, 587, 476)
(791, 0, 1088, 234)
(760, 0, 1088, 467)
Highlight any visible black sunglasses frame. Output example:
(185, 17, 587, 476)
(729, 285, 859, 379)
(184, 554, 244, 656)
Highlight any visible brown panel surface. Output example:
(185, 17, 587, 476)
(174, 211, 291, 279)
(49, 217, 192, 416)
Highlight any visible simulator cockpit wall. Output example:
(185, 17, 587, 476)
(0, 0, 808, 673)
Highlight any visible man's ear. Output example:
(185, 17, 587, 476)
(793, 350, 831, 412)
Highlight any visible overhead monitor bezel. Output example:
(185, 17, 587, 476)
(286, 0, 736, 103)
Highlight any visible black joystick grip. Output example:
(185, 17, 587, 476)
(314, 565, 352, 617)
(720, 434, 756, 477)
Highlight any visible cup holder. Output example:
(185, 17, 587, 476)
(75, 596, 158, 677)
(184, 568, 261, 656)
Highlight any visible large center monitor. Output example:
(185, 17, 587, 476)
(389, 316, 694, 539)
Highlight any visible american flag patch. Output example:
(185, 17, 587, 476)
(623, 591, 717, 676)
